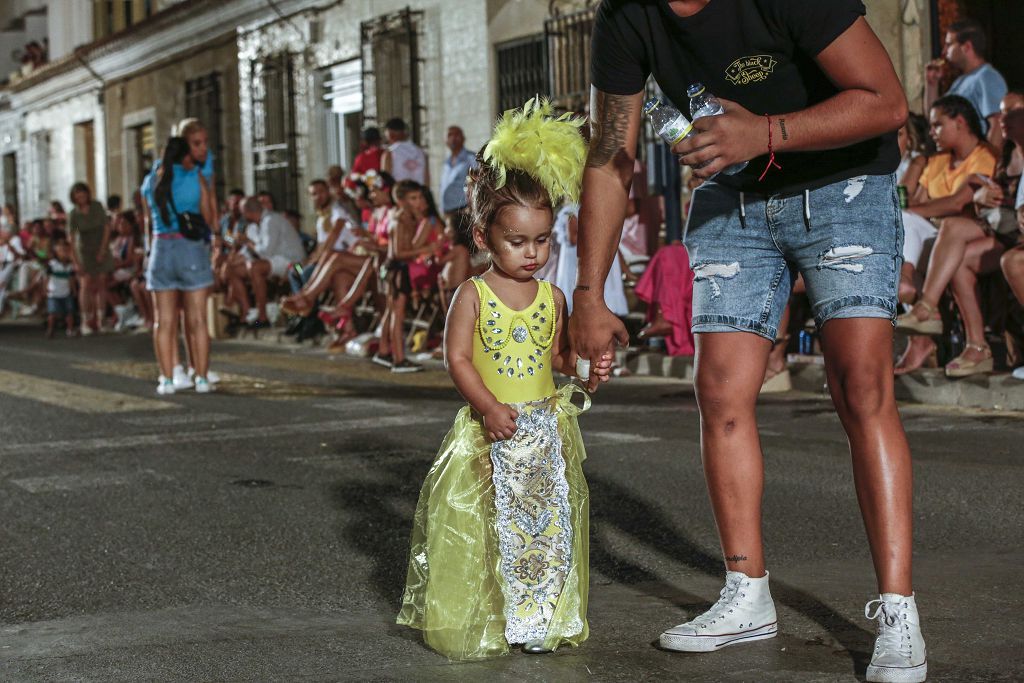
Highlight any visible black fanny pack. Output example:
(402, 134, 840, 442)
(169, 194, 210, 242)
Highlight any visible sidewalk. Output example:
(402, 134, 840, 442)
(616, 349, 1024, 412)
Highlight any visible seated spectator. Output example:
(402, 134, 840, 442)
(352, 127, 383, 177)
(897, 112, 932, 205)
(108, 210, 144, 330)
(635, 243, 695, 357)
(314, 171, 397, 335)
(256, 191, 275, 212)
(999, 105, 1024, 380)
(407, 189, 444, 293)
(13, 220, 52, 311)
(896, 95, 1007, 374)
(553, 201, 628, 317)
(373, 180, 433, 372)
(0, 221, 27, 316)
(49, 201, 66, 225)
(219, 189, 245, 236)
(438, 210, 474, 306)
(280, 179, 367, 321)
(635, 174, 701, 357)
(221, 197, 305, 329)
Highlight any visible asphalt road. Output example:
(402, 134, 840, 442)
(0, 324, 1021, 682)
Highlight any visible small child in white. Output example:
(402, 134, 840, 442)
(46, 239, 77, 338)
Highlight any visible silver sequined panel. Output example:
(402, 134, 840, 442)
(490, 404, 582, 644)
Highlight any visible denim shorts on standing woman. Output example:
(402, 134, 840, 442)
(146, 235, 214, 292)
(683, 173, 904, 341)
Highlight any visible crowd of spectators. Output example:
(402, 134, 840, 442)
(5, 19, 1022, 390)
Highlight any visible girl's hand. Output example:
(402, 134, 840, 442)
(482, 402, 519, 442)
(589, 351, 615, 384)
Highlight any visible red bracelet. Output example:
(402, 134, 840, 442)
(758, 114, 783, 182)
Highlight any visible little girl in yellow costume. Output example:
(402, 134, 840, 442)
(397, 99, 613, 660)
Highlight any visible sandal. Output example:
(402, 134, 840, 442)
(944, 343, 992, 378)
(281, 294, 312, 318)
(894, 336, 938, 375)
(760, 367, 792, 394)
(895, 300, 942, 336)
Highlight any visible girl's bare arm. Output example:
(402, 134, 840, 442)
(445, 282, 518, 440)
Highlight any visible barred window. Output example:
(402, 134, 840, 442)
(360, 8, 424, 146)
(251, 54, 298, 213)
(496, 34, 548, 113)
(545, 7, 597, 114)
(185, 73, 224, 199)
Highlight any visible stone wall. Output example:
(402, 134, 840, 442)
(103, 36, 243, 201)
(865, 0, 932, 114)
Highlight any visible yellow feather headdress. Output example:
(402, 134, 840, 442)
(481, 97, 587, 204)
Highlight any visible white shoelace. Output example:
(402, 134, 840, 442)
(691, 575, 748, 628)
(865, 599, 912, 658)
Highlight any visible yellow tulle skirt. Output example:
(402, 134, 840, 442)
(397, 385, 590, 661)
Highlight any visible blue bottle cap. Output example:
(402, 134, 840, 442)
(687, 83, 706, 98)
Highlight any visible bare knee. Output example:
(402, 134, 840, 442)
(694, 369, 758, 435)
(831, 369, 893, 424)
(1002, 250, 1024, 278)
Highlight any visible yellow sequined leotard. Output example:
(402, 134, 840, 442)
(470, 276, 557, 405)
(397, 276, 590, 660)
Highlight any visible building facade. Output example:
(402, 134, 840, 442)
(0, 0, 953, 233)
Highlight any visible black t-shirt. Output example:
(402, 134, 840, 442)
(591, 0, 900, 195)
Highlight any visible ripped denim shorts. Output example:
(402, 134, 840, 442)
(683, 173, 903, 341)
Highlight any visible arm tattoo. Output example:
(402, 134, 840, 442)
(725, 555, 748, 563)
(778, 118, 789, 142)
(587, 91, 635, 168)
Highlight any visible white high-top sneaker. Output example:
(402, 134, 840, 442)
(660, 571, 778, 652)
(865, 593, 927, 683)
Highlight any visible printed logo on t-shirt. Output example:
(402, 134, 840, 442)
(725, 55, 778, 86)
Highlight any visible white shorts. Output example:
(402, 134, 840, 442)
(268, 255, 292, 279)
(901, 210, 938, 269)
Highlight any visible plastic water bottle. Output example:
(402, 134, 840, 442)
(687, 83, 748, 175)
(643, 98, 711, 170)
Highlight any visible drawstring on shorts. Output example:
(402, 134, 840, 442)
(739, 191, 747, 230)
(803, 189, 811, 231)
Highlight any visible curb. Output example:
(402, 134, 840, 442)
(615, 349, 1024, 412)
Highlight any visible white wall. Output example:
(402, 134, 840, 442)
(47, 0, 92, 60)
(239, 0, 502, 207)
(23, 91, 105, 218)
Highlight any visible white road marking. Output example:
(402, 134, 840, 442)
(10, 469, 173, 493)
(0, 415, 447, 458)
(312, 399, 406, 413)
(122, 413, 240, 427)
(0, 368, 174, 414)
(586, 431, 662, 446)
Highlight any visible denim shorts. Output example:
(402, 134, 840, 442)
(683, 173, 903, 341)
(146, 236, 214, 292)
(47, 295, 74, 317)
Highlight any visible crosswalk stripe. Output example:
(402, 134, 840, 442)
(0, 368, 174, 414)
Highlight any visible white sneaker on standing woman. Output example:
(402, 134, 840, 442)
(172, 364, 192, 390)
(660, 571, 778, 652)
(865, 593, 927, 683)
(188, 366, 220, 384)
